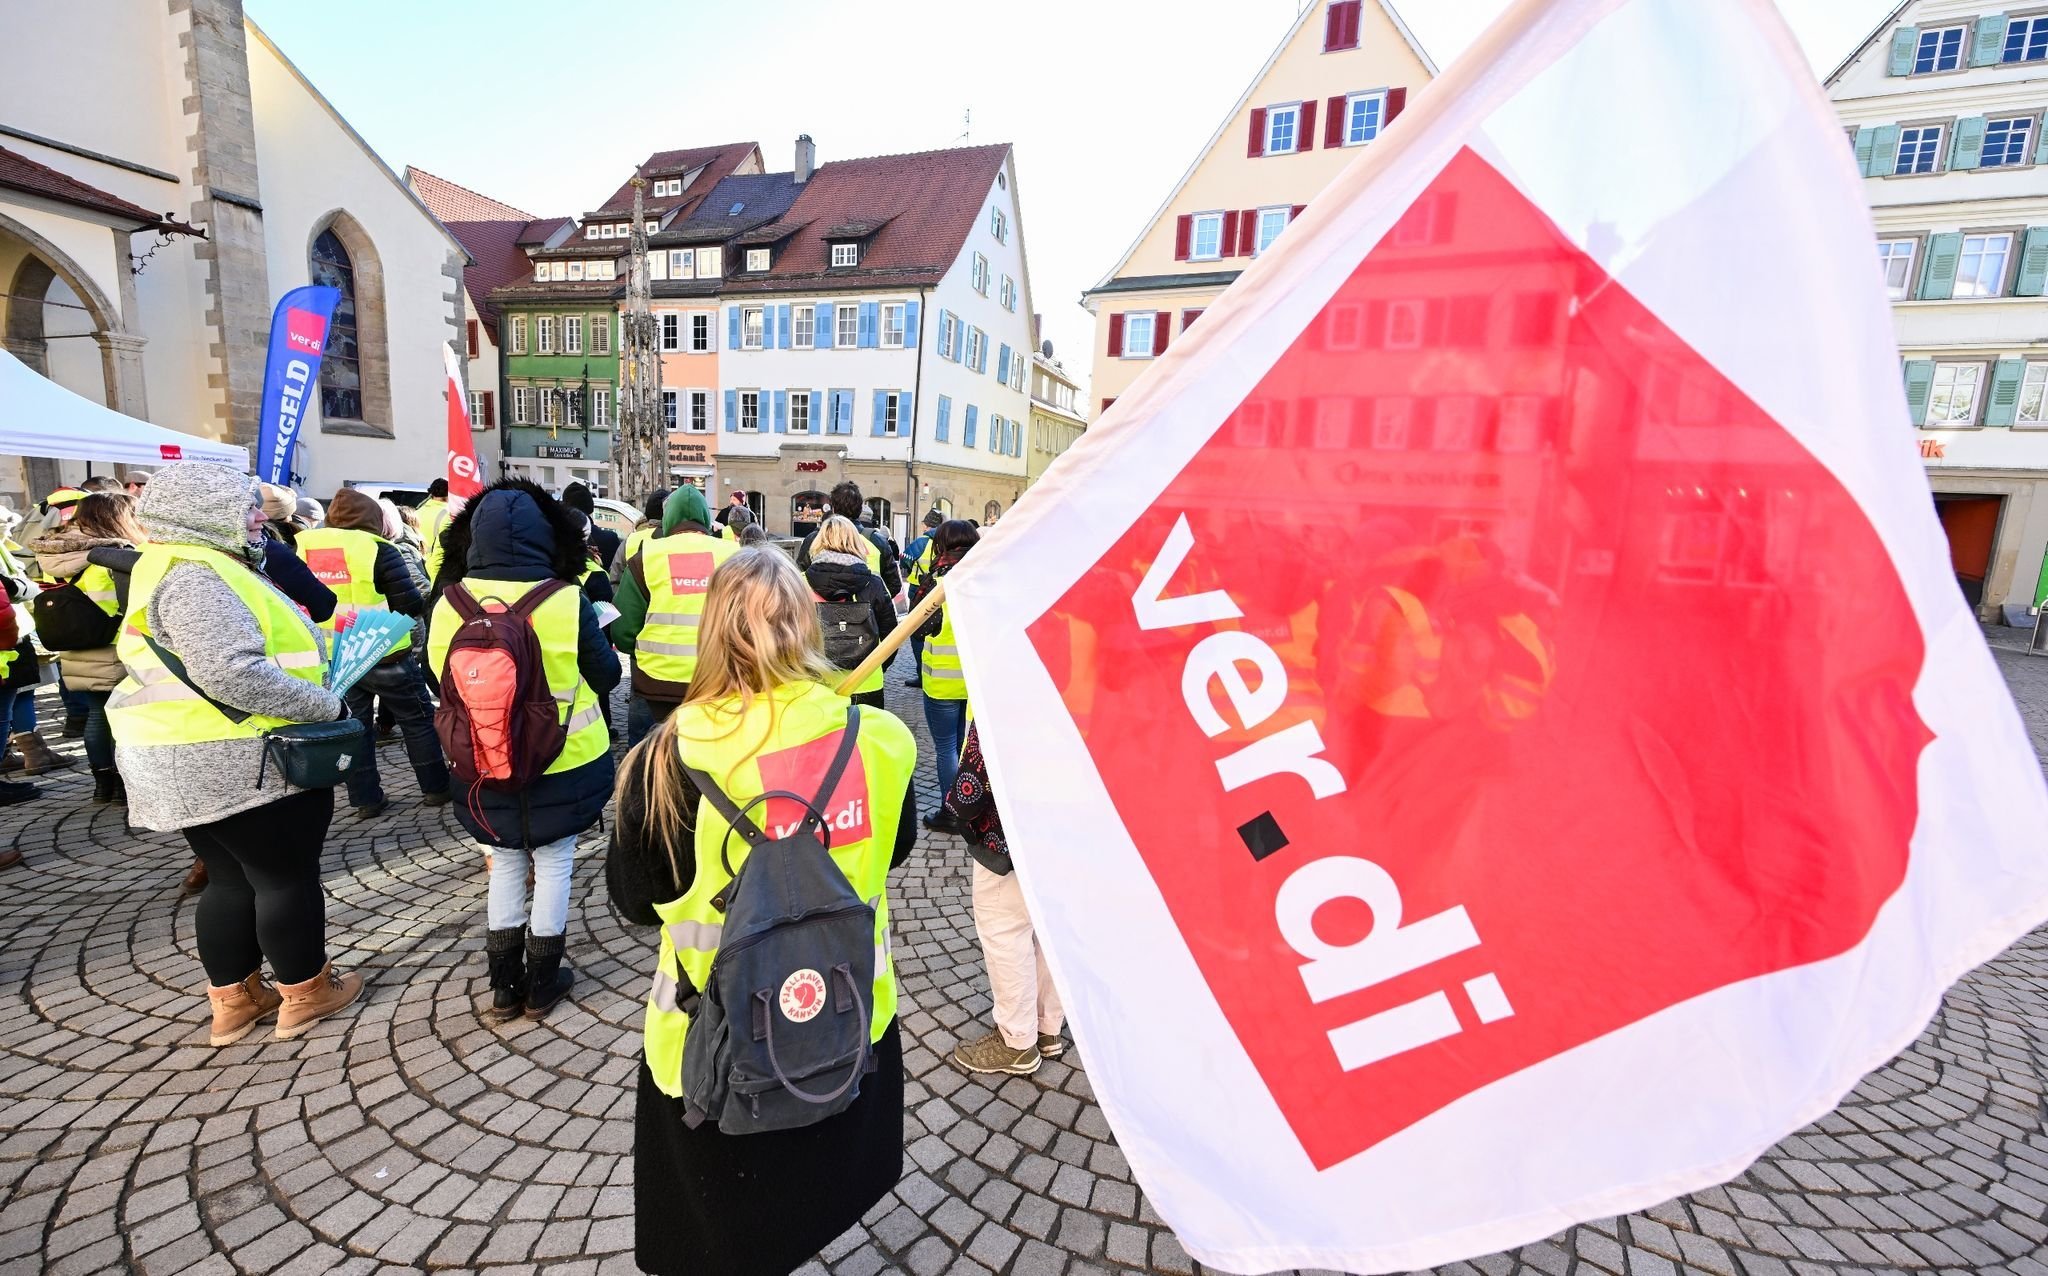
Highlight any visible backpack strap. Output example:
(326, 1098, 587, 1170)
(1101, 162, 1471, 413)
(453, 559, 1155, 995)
(679, 704, 866, 880)
(444, 582, 485, 622)
(809, 705, 863, 818)
(507, 577, 568, 619)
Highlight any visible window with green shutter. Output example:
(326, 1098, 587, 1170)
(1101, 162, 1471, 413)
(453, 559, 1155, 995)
(1972, 14, 2010, 66)
(1918, 232, 1964, 299)
(1986, 358, 2026, 425)
(1868, 124, 1901, 176)
(1889, 27, 1919, 75)
(1903, 360, 1936, 425)
(1950, 116, 1989, 170)
(2014, 226, 2048, 296)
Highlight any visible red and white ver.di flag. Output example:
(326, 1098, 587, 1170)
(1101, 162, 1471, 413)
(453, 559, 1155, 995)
(944, 0, 2048, 1270)
(443, 344, 485, 501)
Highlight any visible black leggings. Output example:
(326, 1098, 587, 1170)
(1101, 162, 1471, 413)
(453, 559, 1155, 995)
(184, 788, 335, 986)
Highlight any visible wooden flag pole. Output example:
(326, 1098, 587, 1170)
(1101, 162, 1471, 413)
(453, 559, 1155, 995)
(837, 581, 946, 696)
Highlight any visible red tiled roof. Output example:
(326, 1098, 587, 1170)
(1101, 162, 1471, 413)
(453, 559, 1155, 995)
(444, 218, 570, 341)
(518, 216, 574, 245)
(587, 142, 759, 221)
(723, 144, 1010, 294)
(404, 166, 534, 224)
(0, 145, 185, 231)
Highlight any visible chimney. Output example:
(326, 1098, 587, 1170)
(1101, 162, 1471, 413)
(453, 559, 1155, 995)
(795, 134, 816, 184)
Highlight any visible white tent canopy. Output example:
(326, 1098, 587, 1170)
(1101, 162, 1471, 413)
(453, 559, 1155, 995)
(0, 347, 248, 470)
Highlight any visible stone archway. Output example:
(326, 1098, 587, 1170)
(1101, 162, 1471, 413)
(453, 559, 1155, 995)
(306, 209, 392, 435)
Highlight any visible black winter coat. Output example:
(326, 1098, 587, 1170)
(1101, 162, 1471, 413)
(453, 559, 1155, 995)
(803, 558, 896, 664)
(432, 480, 620, 848)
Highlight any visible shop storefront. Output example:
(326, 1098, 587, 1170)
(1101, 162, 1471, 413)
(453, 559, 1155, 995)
(714, 444, 1023, 544)
(667, 437, 714, 498)
(1919, 430, 2048, 625)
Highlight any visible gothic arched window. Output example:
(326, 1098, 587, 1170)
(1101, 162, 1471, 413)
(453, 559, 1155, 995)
(310, 229, 362, 422)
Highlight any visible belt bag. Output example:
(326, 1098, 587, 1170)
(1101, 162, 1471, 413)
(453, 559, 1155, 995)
(141, 635, 364, 790)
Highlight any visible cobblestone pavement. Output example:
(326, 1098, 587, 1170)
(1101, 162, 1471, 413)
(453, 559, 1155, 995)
(3, 651, 2048, 1276)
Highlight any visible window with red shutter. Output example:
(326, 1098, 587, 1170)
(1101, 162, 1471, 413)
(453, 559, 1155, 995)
(1292, 204, 1307, 222)
(1182, 308, 1205, 329)
(1386, 86, 1408, 123)
(1247, 107, 1267, 158)
(1323, 0, 1361, 51)
(1299, 99, 1318, 152)
(482, 391, 496, 427)
(1154, 311, 1171, 355)
(1326, 96, 1347, 148)
(1221, 211, 1240, 257)
(1239, 209, 1257, 256)
(1174, 215, 1194, 262)
(1106, 312, 1125, 357)
(1101, 397, 1117, 415)
(466, 319, 479, 358)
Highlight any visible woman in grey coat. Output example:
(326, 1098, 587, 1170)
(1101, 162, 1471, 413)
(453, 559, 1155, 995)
(113, 463, 367, 1047)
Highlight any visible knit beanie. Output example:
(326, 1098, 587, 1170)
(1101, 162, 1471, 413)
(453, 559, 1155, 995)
(136, 462, 264, 563)
(260, 483, 297, 525)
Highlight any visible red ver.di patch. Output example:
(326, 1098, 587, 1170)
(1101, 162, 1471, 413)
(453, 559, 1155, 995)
(756, 730, 872, 845)
(284, 306, 328, 356)
(669, 552, 714, 596)
(305, 547, 350, 588)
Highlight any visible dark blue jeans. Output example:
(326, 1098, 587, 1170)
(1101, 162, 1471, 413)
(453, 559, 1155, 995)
(344, 655, 448, 807)
(78, 689, 113, 771)
(922, 694, 967, 814)
(627, 692, 678, 748)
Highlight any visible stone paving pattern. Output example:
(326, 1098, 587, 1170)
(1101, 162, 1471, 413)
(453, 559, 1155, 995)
(0, 645, 2046, 1275)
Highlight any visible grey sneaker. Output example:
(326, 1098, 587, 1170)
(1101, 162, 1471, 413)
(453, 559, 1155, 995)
(1037, 1033, 1066, 1059)
(952, 1030, 1041, 1075)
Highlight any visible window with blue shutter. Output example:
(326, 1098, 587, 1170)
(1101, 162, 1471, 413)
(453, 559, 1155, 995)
(871, 389, 888, 436)
(858, 302, 879, 349)
(836, 390, 854, 435)
(899, 391, 914, 437)
(774, 389, 789, 432)
(1011, 419, 1023, 457)
(776, 305, 792, 350)
(963, 405, 978, 448)
(997, 344, 1012, 383)
(936, 394, 952, 442)
(905, 300, 921, 347)
(724, 389, 738, 432)
(817, 303, 835, 349)
(727, 307, 741, 349)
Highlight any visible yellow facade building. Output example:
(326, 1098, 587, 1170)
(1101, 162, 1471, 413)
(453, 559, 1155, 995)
(1081, 0, 1434, 416)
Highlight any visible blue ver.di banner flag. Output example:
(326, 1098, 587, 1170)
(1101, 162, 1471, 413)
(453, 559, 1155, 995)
(255, 285, 341, 485)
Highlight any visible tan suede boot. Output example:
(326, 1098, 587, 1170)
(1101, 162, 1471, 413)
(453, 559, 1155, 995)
(12, 732, 74, 774)
(273, 962, 365, 1040)
(207, 972, 282, 1047)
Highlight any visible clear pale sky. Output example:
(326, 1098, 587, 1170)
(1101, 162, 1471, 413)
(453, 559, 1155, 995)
(243, 0, 1892, 395)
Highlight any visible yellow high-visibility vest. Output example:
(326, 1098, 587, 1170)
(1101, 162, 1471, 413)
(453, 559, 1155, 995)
(416, 498, 450, 583)
(642, 681, 914, 1097)
(295, 526, 410, 654)
(634, 531, 740, 688)
(920, 601, 966, 701)
(108, 543, 329, 749)
(425, 577, 608, 774)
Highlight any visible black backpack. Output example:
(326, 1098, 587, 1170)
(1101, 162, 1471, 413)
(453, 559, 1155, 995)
(675, 707, 879, 1135)
(815, 596, 881, 673)
(30, 574, 120, 651)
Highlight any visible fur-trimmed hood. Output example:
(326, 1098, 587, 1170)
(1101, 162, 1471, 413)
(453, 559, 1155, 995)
(433, 478, 587, 589)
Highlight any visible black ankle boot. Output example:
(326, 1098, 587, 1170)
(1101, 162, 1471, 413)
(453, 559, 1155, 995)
(484, 927, 526, 1022)
(523, 932, 574, 1020)
(90, 769, 125, 805)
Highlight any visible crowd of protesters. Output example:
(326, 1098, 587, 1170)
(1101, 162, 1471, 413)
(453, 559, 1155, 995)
(0, 462, 1062, 1276)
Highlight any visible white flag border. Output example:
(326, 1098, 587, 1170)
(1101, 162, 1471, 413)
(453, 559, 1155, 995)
(949, 0, 2048, 1270)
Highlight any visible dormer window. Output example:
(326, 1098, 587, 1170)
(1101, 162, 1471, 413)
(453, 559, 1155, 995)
(534, 261, 548, 282)
(831, 243, 860, 268)
(645, 221, 658, 236)
(567, 260, 585, 281)
(746, 248, 771, 272)
(613, 222, 629, 237)
(729, 201, 747, 215)
(698, 246, 723, 277)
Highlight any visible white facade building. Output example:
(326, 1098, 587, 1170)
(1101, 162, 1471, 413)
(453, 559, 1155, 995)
(0, 0, 466, 509)
(709, 142, 1035, 539)
(1834, 0, 2048, 621)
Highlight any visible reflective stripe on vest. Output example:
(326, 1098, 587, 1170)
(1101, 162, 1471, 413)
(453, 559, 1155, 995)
(636, 532, 739, 687)
(108, 543, 330, 748)
(295, 526, 411, 653)
(74, 562, 120, 615)
(426, 576, 609, 775)
(920, 604, 966, 700)
(642, 681, 915, 1098)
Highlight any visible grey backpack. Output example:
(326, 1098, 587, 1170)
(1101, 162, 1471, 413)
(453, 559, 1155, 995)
(675, 707, 879, 1134)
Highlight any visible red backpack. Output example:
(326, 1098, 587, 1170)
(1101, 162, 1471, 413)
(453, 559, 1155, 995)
(435, 581, 570, 807)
